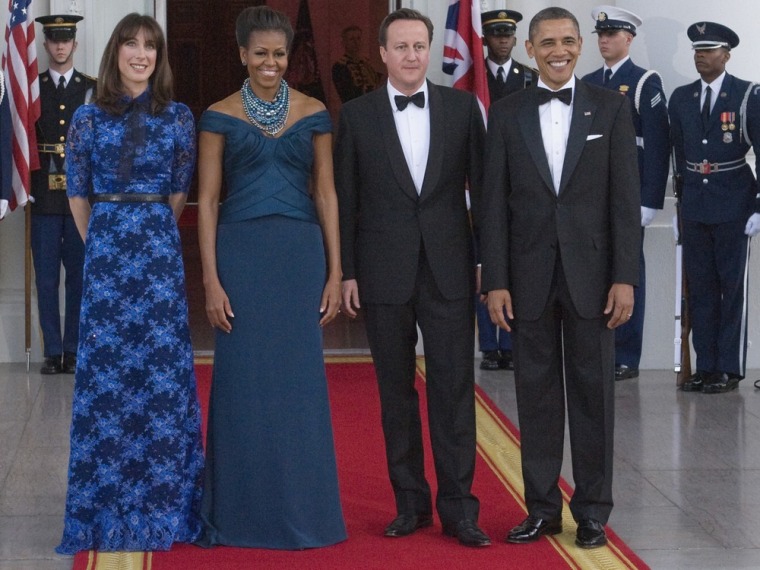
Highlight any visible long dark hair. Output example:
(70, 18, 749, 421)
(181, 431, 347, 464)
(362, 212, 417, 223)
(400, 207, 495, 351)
(94, 13, 173, 115)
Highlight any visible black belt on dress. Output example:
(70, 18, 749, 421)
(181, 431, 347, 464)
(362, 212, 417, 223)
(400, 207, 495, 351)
(92, 193, 169, 203)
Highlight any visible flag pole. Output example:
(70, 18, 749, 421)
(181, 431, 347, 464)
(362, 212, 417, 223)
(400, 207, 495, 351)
(25, 201, 31, 371)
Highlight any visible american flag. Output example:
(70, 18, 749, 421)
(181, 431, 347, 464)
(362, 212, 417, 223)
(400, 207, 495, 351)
(1, 0, 40, 218)
(442, 0, 489, 123)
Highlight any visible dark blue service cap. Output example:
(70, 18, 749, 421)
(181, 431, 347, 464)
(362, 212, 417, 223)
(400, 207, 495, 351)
(481, 10, 523, 35)
(687, 21, 739, 50)
(35, 14, 82, 41)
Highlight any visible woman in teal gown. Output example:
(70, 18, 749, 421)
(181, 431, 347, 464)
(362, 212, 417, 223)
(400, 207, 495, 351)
(196, 6, 346, 549)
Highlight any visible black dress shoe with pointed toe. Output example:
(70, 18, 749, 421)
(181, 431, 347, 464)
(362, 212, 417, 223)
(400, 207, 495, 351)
(575, 518, 607, 548)
(40, 355, 62, 375)
(383, 514, 433, 537)
(702, 372, 739, 394)
(680, 371, 709, 392)
(63, 352, 77, 374)
(442, 519, 491, 547)
(506, 515, 562, 543)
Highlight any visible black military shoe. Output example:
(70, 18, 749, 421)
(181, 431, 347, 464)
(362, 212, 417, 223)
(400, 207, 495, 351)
(615, 365, 639, 381)
(40, 355, 63, 375)
(681, 371, 709, 392)
(702, 372, 739, 394)
(499, 350, 514, 370)
(63, 352, 77, 374)
(480, 351, 501, 371)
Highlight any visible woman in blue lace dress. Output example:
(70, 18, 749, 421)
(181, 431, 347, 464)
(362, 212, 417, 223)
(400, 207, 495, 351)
(196, 6, 346, 549)
(57, 14, 204, 554)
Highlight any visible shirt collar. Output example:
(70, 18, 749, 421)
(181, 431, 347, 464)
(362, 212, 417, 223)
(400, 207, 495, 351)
(604, 55, 630, 77)
(486, 57, 513, 77)
(701, 71, 726, 94)
(48, 68, 74, 87)
(537, 75, 576, 93)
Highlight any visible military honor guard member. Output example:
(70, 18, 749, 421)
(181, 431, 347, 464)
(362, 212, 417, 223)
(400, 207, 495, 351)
(476, 9, 537, 372)
(669, 22, 760, 394)
(331, 25, 381, 103)
(582, 6, 670, 381)
(32, 15, 95, 374)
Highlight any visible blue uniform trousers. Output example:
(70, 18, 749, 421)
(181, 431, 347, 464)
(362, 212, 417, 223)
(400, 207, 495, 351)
(682, 218, 749, 378)
(30, 214, 84, 357)
(475, 295, 512, 353)
(615, 227, 645, 369)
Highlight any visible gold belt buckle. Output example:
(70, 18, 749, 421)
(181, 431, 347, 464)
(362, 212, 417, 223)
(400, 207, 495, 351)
(55, 143, 65, 155)
(48, 174, 67, 191)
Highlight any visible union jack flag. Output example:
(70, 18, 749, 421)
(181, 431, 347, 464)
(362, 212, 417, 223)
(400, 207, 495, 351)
(442, 0, 489, 123)
(2, 0, 40, 218)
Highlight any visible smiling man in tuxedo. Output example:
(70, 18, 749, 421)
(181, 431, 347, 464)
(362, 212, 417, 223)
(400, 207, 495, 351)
(479, 7, 640, 548)
(334, 8, 488, 548)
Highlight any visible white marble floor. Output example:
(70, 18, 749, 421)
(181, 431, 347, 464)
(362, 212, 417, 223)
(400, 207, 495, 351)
(2, 361, 760, 569)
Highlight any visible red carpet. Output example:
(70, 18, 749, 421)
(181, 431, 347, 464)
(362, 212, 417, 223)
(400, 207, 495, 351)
(73, 357, 648, 570)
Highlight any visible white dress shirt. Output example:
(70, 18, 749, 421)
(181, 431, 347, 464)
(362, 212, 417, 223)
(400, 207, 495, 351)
(48, 68, 74, 88)
(387, 81, 430, 194)
(537, 76, 575, 193)
(700, 71, 725, 115)
(603, 55, 630, 82)
(487, 58, 513, 81)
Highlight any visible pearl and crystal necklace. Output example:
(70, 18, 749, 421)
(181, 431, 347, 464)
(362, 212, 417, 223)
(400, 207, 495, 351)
(241, 78, 290, 136)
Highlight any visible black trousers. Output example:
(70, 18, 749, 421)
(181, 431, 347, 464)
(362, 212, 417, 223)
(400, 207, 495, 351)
(512, 258, 615, 524)
(364, 252, 479, 526)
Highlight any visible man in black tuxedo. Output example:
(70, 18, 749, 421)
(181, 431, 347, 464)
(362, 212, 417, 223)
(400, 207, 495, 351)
(335, 8, 489, 548)
(480, 7, 640, 549)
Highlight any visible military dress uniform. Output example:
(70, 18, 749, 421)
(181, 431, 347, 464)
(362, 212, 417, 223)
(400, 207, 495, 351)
(332, 54, 380, 103)
(669, 22, 760, 391)
(582, 7, 670, 378)
(32, 15, 95, 373)
(477, 9, 537, 371)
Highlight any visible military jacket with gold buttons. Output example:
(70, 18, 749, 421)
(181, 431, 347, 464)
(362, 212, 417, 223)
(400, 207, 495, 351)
(669, 73, 760, 224)
(31, 68, 96, 215)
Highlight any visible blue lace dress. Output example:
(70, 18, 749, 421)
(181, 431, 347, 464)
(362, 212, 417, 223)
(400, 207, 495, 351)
(56, 93, 204, 554)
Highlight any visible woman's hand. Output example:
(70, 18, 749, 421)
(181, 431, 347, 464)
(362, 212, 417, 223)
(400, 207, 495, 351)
(205, 280, 234, 333)
(319, 279, 342, 327)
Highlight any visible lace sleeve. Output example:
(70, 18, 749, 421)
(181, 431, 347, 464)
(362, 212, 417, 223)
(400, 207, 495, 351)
(66, 105, 94, 198)
(171, 102, 196, 194)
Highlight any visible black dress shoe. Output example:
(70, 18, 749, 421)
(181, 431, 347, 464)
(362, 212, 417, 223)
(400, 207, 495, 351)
(681, 371, 709, 392)
(615, 365, 639, 381)
(384, 514, 433, 537)
(480, 351, 501, 371)
(702, 372, 739, 394)
(442, 519, 491, 547)
(499, 350, 514, 370)
(62, 352, 77, 374)
(40, 355, 62, 375)
(575, 518, 607, 548)
(506, 515, 562, 543)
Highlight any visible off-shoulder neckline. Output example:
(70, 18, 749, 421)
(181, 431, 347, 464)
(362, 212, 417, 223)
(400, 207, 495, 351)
(202, 109, 330, 139)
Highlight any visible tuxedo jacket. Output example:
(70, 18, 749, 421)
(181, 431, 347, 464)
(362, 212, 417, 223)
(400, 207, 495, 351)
(583, 58, 670, 210)
(486, 59, 537, 102)
(334, 80, 485, 304)
(480, 79, 640, 321)
(669, 73, 760, 224)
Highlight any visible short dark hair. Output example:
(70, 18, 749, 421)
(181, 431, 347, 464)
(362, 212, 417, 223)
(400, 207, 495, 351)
(342, 25, 362, 39)
(378, 8, 434, 47)
(94, 13, 172, 115)
(236, 6, 294, 51)
(528, 7, 580, 41)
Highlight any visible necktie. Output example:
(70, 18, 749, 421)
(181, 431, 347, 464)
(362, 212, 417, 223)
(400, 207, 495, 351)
(701, 86, 712, 127)
(395, 91, 425, 111)
(497, 67, 506, 84)
(603, 68, 612, 85)
(56, 75, 65, 97)
(536, 87, 572, 106)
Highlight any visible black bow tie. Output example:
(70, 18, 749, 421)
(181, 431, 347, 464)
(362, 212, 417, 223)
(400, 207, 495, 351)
(395, 91, 425, 111)
(536, 87, 573, 106)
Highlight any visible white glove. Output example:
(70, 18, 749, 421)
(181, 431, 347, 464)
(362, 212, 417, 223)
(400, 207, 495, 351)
(641, 206, 657, 227)
(745, 213, 760, 237)
(672, 214, 679, 242)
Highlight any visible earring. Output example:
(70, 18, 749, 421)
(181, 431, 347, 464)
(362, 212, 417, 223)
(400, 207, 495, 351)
(241, 60, 246, 66)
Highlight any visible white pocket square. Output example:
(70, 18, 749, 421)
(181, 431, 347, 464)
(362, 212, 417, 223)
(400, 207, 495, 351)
(586, 134, 603, 141)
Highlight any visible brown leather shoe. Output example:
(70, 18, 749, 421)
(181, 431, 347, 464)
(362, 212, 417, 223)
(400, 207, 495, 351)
(384, 514, 433, 537)
(506, 515, 562, 543)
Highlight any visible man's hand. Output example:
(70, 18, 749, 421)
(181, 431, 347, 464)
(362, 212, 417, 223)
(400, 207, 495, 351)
(486, 289, 514, 332)
(604, 283, 634, 329)
(341, 279, 361, 318)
